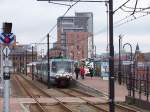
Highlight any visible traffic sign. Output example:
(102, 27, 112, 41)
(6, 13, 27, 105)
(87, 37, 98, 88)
(3, 46, 11, 57)
(0, 33, 16, 46)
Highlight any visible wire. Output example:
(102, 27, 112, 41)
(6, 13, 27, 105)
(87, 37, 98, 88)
(114, 12, 150, 28)
(113, 1, 150, 26)
(131, 0, 138, 15)
(37, 0, 80, 43)
(113, 0, 131, 14)
(48, 1, 71, 6)
(123, 5, 150, 10)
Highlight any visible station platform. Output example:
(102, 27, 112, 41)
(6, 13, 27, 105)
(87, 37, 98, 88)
(74, 76, 128, 102)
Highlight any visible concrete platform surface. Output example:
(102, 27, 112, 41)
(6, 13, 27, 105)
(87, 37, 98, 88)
(75, 76, 128, 102)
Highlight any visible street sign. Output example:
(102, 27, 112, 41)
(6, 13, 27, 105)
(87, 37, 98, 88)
(3, 47, 11, 57)
(0, 33, 16, 46)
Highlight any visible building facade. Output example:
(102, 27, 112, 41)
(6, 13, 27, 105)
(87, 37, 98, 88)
(0, 44, 37, 73)
(55, 12, 93, 60)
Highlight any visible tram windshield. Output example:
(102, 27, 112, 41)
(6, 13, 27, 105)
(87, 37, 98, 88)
(52, 61, 73, 73)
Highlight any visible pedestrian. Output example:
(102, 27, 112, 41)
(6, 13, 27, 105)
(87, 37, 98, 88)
(89, 67, 94, 79)
(74, 66, 80, 80)
(80, 66, 85, 79)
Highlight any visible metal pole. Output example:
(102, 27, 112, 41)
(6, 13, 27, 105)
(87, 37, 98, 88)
(123, 43, 133, 96)
(118, 36, 122, 85)
(109, 0, 115, 112)
(23, 52, 24, 74)
(95, 45, 96, 58)
(26, 50, 27, 76)
(32, 46, 34, 80)
(47, 34, 51, 88)
(3, 80, 10, 112)
(1, 46, 3, 83)
(20, 55, 21, 73)
(3, 56, 10, 112)
(0, 46, 3, 98)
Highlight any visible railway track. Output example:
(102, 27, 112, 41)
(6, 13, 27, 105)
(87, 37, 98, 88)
(14, 75, 74, 112)
(13, 74, 141, 112)
(56, 87, 141, 112)
(13, 75, 48, 112)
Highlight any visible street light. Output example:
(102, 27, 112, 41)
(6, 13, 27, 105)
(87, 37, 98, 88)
(123, 43, 133, 96)
(118, 35, 122, 85)
(94, 45, 96, 58)
(123, 43, 132, 62)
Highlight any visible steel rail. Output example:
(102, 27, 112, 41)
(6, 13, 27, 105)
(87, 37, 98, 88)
(14, 75, 48, 112)
(19, 75, 74, 112)
(56, 88, 140, 112)
(116, 104, 139, 112)
(70, 88, 93, 97)
(56, 89, 109, 112)
(19, 75, 51, 97)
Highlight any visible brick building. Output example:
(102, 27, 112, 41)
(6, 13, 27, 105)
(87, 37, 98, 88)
(0, 44, 37, 73)
(49, 12, 93, 60)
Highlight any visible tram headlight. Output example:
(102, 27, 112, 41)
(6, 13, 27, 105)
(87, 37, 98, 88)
(56, 75, 60, 79)
(66, 75, 70, 78)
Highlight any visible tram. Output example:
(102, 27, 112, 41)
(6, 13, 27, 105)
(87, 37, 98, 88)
(33, 57, 74, 87)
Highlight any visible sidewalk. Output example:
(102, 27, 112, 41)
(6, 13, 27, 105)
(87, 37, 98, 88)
(75, 76, 128, 102)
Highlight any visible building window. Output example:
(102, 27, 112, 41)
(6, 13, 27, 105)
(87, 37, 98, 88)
(76, 45, 79, 50)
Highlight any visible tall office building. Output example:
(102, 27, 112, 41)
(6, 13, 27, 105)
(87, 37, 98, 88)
(56, 12, 93, 60)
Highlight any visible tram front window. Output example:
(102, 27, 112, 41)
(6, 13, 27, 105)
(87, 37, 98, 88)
(52, 61, 72, 73)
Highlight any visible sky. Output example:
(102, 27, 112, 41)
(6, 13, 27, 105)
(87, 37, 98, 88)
(0, 0, 150, 54)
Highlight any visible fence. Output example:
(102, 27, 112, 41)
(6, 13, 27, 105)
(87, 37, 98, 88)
(115, 64, 150, 102)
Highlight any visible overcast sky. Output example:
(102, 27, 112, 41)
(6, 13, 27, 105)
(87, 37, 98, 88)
(0, 0, 150, 54)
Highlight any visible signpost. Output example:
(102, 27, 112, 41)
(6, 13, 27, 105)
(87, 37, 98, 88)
(0, 22, 16, 112)
(3, 47, 11, 58)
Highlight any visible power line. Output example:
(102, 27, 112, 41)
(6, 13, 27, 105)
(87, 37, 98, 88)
(114, 12, 150, 28)
(131, 0, 138, 15)
(48, 1, 72, 6)
(113, 0, 131, 14)
(37, 0, 81, 43)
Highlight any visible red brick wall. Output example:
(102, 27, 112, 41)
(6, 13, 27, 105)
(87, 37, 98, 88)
(57, 29, 89, 60)
(66, 32, 89, 60)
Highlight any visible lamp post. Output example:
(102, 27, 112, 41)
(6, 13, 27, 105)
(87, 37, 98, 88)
(123, 43, 132, 61)
(47, 34, 51, 88)
(94, 45, 96, 58)
(118, 35, 122, 85)
(32, 46, 34, 80)
(123, 43, 132, 96)
(26, 50, 27, 76)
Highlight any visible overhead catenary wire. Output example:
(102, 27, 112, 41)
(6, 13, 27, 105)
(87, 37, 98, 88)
(114, 12, 150, 28)
(131, 0, 138, 15)
(113, 0, 131, 14)
(37, 0, 81, 43)
(95, 0, 150, 34)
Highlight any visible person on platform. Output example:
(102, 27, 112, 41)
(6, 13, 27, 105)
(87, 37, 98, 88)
(80, 66, 85, 79)
(74, 66, 80, 80)
(89, 67, 94, 79)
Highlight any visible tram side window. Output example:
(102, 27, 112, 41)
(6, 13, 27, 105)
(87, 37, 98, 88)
(52, 62, 57, 73)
